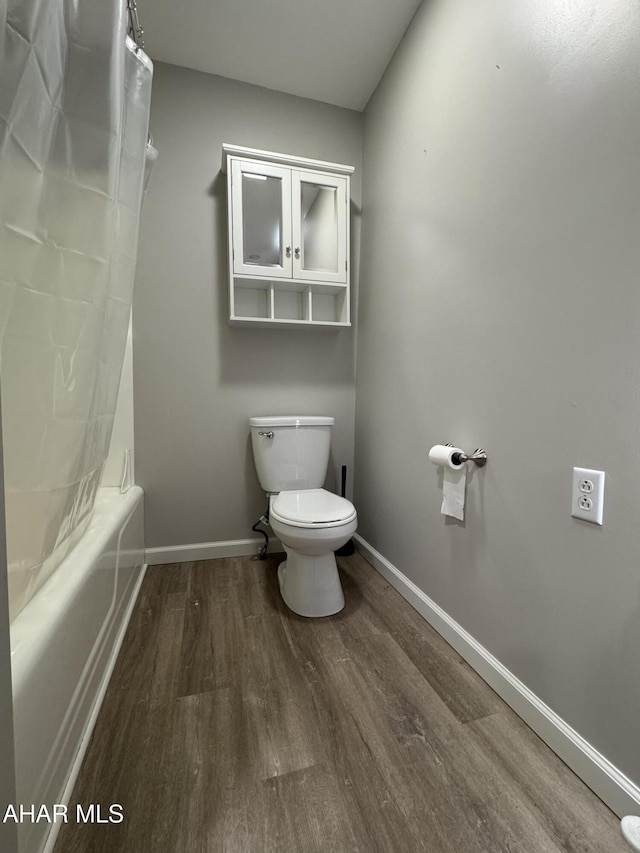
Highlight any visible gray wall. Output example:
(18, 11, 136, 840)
(134, 64, 362, 548)
(356, 0, 640, 784)
(0, 399, 18, 852)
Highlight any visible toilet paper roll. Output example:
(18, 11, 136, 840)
(429, 445, 467, 520)
(428, 445, 465, 470)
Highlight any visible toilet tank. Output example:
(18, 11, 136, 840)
(249, 416, 334, 492)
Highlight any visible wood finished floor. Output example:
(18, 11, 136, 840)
(55, 553, 626, 853)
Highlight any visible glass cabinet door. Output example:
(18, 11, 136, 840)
(291, 171, 347, 283)
(231, 160, 292, 278)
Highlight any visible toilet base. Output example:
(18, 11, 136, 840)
(277, 548, 345, 617)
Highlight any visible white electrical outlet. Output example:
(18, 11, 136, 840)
(571, 467, 605, 525)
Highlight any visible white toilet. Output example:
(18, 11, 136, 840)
(249, 416, 357, 617)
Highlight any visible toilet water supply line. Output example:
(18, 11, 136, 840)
(126, 0, 145, 50)
(251, 506, 270, 560)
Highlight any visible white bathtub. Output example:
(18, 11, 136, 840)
(10, 486, 146, 853)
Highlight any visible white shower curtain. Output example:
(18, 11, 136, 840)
(0, 0, 152, 619)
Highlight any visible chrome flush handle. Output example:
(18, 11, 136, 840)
(258, 431, 274, 439)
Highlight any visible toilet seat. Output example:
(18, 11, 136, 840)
(271, 489, 356, 529)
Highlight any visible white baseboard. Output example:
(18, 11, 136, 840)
(353, 534, 640, 818)
(145, 538, 283, 566)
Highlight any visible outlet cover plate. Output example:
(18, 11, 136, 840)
(571, 467, 605, 525)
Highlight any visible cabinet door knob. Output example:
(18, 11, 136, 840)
(285, 246, 291, 258)
(294, 246, 300, 258)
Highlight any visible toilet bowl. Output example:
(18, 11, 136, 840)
(249, 416, 358, 617)
(269, 489, 357, 617)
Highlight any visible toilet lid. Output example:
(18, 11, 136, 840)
(271, 489, 356, 526)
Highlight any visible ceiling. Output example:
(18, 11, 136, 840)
(136, 0, 423, 111)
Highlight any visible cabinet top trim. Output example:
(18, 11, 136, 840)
(221, 143, 355, 176)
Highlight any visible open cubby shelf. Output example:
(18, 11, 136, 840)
(231, 279, 349, 328)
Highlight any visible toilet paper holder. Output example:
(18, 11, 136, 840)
(445, 444, 488, 467)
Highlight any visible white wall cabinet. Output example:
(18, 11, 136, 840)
(223, 144, 353, 328)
